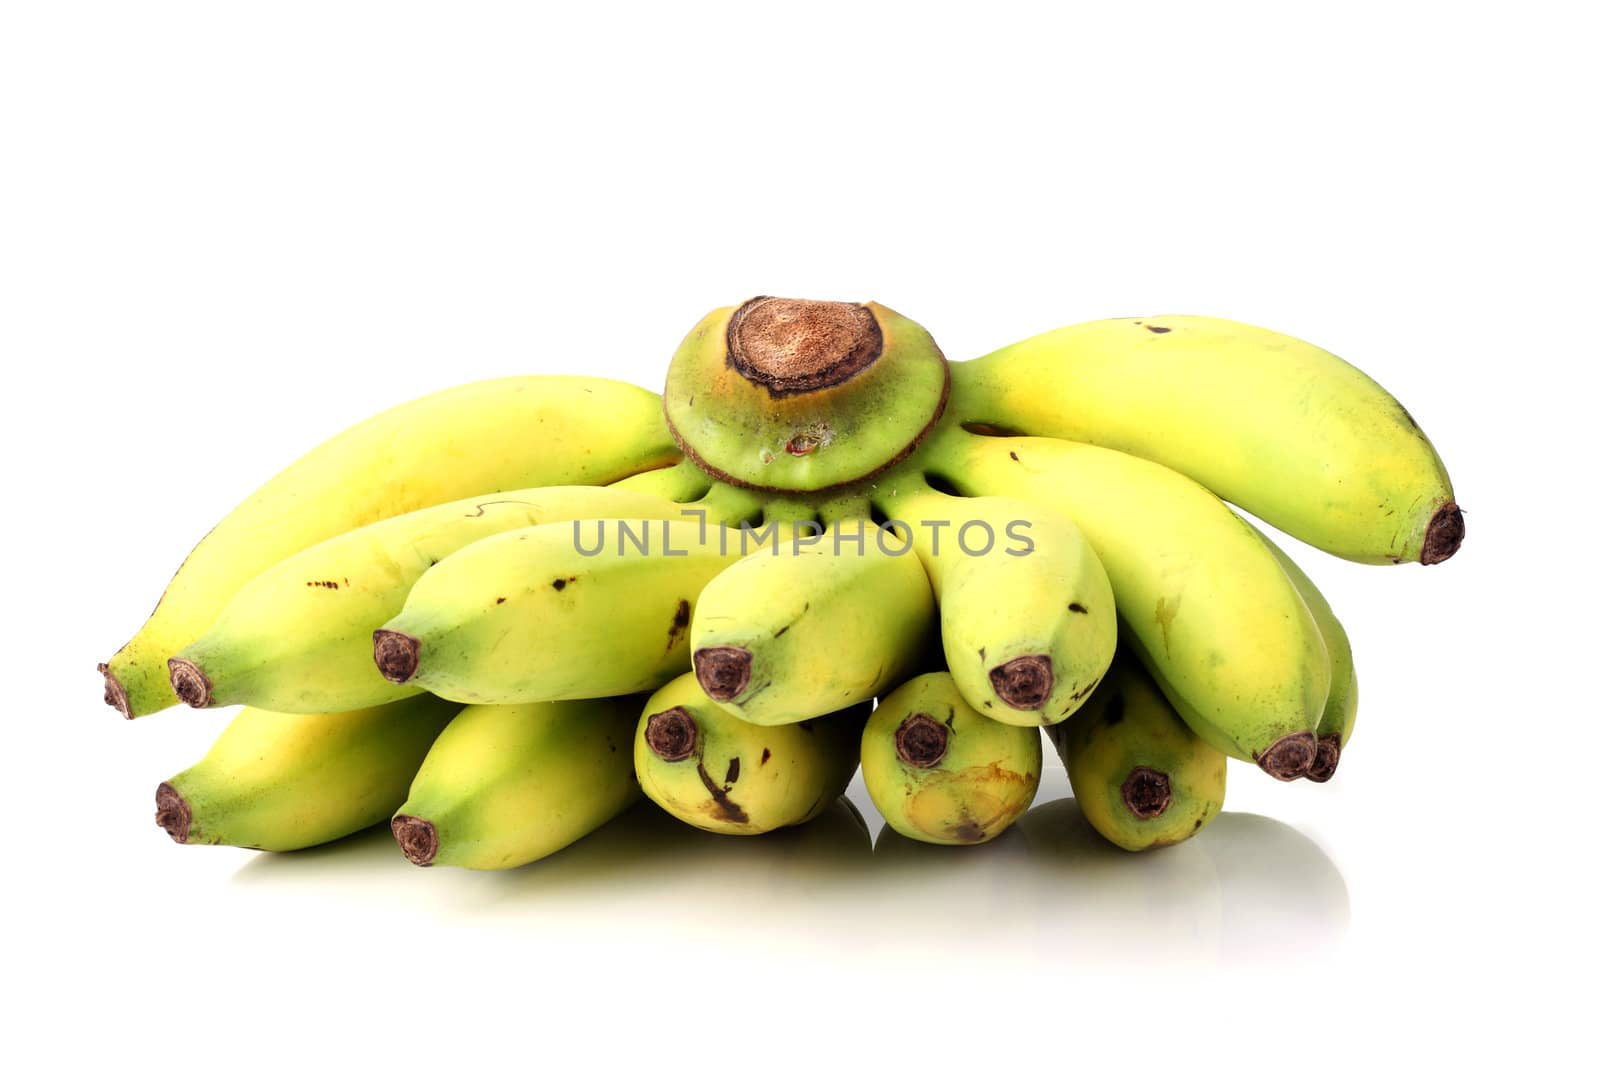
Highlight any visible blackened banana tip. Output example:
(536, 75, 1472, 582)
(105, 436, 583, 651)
(155, 782, 191, 844)
(1421, 502, 1464, 564)
(167, 658, 213, 709)
(373, 630, 421, 684)
(391, 814, 438, 866)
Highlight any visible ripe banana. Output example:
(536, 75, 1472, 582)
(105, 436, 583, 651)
(634, 673, 865, 834)
(1256, 529, 1358, 782)
(875, 485, 1116, 726)
(391, 697, 639, 869)
(375, 519, 740, 704)
(690, 519, 936, 725)
(861, 672, 1041, 845)
(102, 375, 679, 720)
(169, 486, 698, 715)
(155, 693, 458, 850)
(952, 314, 1463, 565)
(1046, 653, 1227, 852)
(923, 427, 1330, 779)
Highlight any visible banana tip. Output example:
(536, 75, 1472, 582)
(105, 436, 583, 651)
(1421, 502, 1464, 564)
(1257, 732, 1318, 781)
(894, 713, 949, 768)
(167, 658, 213, 708)
(1121, 766, 1173, 819)
(989, 655, 1054, 710)
(98, 663, 131, 719)
(693, 646, 752, 702)
(1306, 735, 1342, 783)
(645, 706, 699, 761)
(155, 783, 190, 843)
(391, 815, 438, 866)
(373, 630, 421, 684)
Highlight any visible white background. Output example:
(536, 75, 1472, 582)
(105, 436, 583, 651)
(3, 1, 1594, 1061)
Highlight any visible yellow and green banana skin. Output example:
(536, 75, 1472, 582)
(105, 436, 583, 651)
(952, 315, 1460, 564)
(634, 673, 865, 835)
(1047, 654, 1226, 852)
(690, 522, 936, 725)
(878, 488, 1116, 726)
(103, 375, 679, 720)
(392, 697, 640, 870)
(861, 672, 1041, 845)
(382, 520, 740, 704)
(1255, 529, 1359, 782)
(173, 487, 699, 715)
(155, 694, 458, 851)
(927, 429, 1330, 772)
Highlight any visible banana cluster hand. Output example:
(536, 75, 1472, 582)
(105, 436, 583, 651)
(109, 296, 1460, 865)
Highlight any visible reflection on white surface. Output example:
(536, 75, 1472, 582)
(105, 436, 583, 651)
(229, 772, 1346, 969)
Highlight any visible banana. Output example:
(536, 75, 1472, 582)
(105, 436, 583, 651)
(102, 375, 678, 720)
(155, 693, 458, 850)
(690, 517, 936, 725)
(861, 672, 1041, 845)
(951, 314, 1463, 565)
(923, 427, 1330, 779)
(391, 697, 640, 869)
(168, 486, 700, 715)
(1255, 529, 1358, 782)
(375, 519, 740, 704)
(635, 673, 866, 835)
(875, 486, 1116, 726)
(1046, 653, 1226, 852)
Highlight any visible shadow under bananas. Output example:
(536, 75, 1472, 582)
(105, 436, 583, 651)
(232, 795, 1345, 968)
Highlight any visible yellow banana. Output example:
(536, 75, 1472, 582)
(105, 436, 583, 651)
(391, 697, 639, 869)
(1046, 653, 1227, 852)
(875, 485, 1116, 726)
(155, 694, 458, 850)
(923, 427, 1330, 779)
(952, 314, 1463, 565)
(634, 673, 865, 835)
(1255, 529, 1358, 782)
(375, 519, 741, 704)
(102, 375, 678, 719)
(861, 672, 1041, 845)
(690, 518, 936, 725)
(169, 486, 701, 715)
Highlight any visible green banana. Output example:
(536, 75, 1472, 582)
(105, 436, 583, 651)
(635, 673, 865, 835)
(1046, 653, 1227, 851)
(952, 314, 1463, 565)
(1255, 529, 1358, 782)
(861, 672, 1041, 845)
(102, 375, 678, 719)
(391, 697, 640, 869)
(875, 485, 1116, 725)
(690, 518, 936, 725)
(168, 486, 700, 715)
(375, 519, 740, 704)
(155, 694, 458, 850)
(923, 427, 1330, 779)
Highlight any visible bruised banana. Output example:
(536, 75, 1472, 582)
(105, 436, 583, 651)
(634, 673, 865, 834)
(876, 486, 1116, 726)
(952, 314, 1463, 565)
(169, 486, 699, 715)
(155, 694, 458, 850)
(1046, 653, 1226, 852)
(102, 375, 678, 720)
(391, 697, 639, 869)
(1254, 528, 1358, 782)
(376, 519, 740, 704)
(925, 428, 1329, 779)
(861, 672, 1041, 845)
(690, 519, 936, 725)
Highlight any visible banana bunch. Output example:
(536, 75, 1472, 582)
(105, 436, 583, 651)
(106, 295, 1460, 866)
